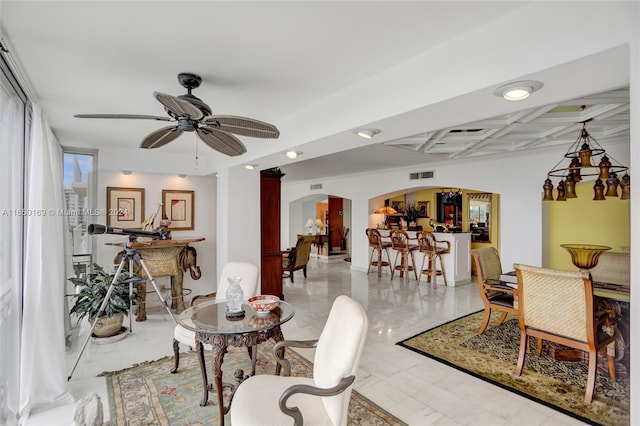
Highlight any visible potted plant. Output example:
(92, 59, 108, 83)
(69, 263, 141, 337)
(405, 205, 420, 227)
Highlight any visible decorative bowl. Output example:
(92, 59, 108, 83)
(560, 244, 611, 270)
(248, 295, 280, 315)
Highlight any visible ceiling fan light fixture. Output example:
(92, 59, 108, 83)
(285, 150, 301, 159)
(354, 128, 381, 139)
(493, 80, 543, 101)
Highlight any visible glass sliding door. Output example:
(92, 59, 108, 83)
(0, 53, 29, 426)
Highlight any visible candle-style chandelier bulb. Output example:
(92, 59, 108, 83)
(605, 172, 620, 197)
(569, 156, 582, 182)
(565, 174, 577, 198)
(556, 179, 567, 201)
(620, 174, 631, 200)
(598, 155, 611, 180)
(593, 179, 605, 200)
(542, 178, 554, 201)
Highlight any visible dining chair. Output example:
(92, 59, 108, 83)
(416, 231, 450, 286)
(390, 229, 418, 281)
(170, 261, 259, 373)
(230, 295, 368, 426)
(470, 247, 517, 335)
(366, 228, 392, 276)
(513, 264, 616, 404)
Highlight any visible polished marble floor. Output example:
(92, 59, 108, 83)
(31, 258, 587, 425)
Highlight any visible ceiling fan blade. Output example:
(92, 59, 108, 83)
(74, 113, 173, 122)
(202, 115, 280, 139)
(197, 126, 247, 157)
(154, 92, 204, 120)
(140, 126, 184, 149)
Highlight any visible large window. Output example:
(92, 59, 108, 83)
(62, 151, 96, 278)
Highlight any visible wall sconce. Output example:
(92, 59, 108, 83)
(543, 121, 630, 201)
(354, 128, 381, 139)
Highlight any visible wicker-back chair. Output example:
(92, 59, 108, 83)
(282, 234, 314, 283)
(416, 231, 450, 286)
(389, 229, 418, 281)
(470, 247, 517, 335)
(366, 228, 392, 276)
(513, 263, 617, 404)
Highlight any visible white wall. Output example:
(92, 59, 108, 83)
(95, 170, 218, 297)
(281, 141, 631, 274)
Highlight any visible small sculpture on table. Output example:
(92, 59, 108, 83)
(154, 219, 172, 240)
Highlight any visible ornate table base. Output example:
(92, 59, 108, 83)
(195, 326, 285, 425)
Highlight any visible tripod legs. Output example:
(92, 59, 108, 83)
(68, 251, 178, 380)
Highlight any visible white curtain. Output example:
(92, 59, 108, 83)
(19, 105, 73, 420)
(0, 65, 25, 426)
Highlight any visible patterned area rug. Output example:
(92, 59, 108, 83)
(397, 311, 630, 426)
(101, 339, 405, 425)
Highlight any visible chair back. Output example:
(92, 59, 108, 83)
(514, 264, 592, 342)
(366, 228, 385, 248)
(416, 231, 437, 253)
(390, 229, 411, 251)
(313, 295, 368, 425)
(470, 247, 502, 285)
(291, 235, 314, 268)
(215, 262, 260, 302)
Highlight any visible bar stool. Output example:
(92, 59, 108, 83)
(417, 231, 450, 286)
(366, 228, 392, 276)
(390, 229, 418, 281)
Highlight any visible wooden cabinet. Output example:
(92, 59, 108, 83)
(260, 170, 284, 299)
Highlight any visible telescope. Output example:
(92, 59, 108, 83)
(87, 224, 165, 239)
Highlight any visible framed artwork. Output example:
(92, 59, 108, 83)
(417, 201, 430, 218)
(106, 187, 145, 228)
(162, 189, 195, 230)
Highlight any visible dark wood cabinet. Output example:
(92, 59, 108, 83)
(260, 170, 284, 299)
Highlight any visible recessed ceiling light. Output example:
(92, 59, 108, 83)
(121, 170, 132, 175)
(354, 128, 381, 139)
(285, 150, 301, 159)
(244, 164, 256, 170)
(493, 80, 543, 101)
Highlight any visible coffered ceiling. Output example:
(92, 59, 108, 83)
(385, 88, 629, 160)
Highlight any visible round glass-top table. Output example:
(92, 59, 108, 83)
(178, 300, 294, 425)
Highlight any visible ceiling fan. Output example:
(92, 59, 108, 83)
(74, 73, 280, 156)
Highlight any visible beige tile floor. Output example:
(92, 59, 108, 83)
(30, 258, 586, 425)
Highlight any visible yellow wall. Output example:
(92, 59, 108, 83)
(544, 179, 630, 271)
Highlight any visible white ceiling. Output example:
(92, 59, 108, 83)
(1, 1, 632, 183)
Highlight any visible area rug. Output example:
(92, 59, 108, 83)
(397, 311, 630, 426)
(101, 340, 405, 425)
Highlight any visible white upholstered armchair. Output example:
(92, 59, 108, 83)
(170, 261, 259, 373)
(230, 295, 368, 426)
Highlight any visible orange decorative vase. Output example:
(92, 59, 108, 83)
(560, 244, 611, 271)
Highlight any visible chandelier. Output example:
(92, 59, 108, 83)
(543, 122, 630, 201)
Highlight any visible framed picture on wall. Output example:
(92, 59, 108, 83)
(162, 189, 195, 230)
(106, 187, 145, 228)
(417, 201, 430, 218)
